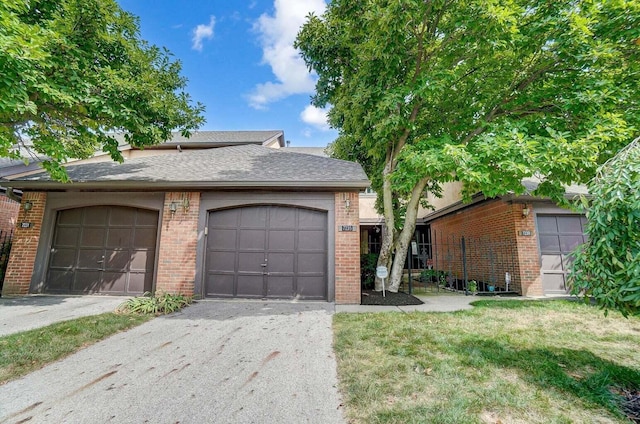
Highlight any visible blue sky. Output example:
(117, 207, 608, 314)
(117, 0, 337, 147)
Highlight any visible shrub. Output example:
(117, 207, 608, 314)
(361, 253, 379, 289)
(117, 292, 194, 315)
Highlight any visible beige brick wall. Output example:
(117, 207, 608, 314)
(2, 192, 47, 296)
(334, 192, 361, 304)
(155, 192, 200, 295)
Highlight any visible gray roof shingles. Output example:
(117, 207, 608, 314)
(8, 145, 369, 189)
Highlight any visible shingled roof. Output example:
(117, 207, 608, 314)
(115, 130, 285, 149)
(4, 145, 369, 191)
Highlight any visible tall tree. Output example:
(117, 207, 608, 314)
(0, 0, 204, 180)
(296, 0, 640, 291)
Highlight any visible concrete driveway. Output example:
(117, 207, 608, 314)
(0, 300, 344, 424)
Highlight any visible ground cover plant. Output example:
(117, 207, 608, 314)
(116, 292, 194, 315)
(0, 313, 150, 384)
(334, 299, 640, 423)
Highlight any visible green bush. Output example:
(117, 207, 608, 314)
(117, 292, 194, 315)
(569, 137, 640, 317)
(361, 253, 379, 289)
(420, 269, 446, 285)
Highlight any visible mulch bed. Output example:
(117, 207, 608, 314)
(614, 387, 640, 423)
(361, 289, 424, 306)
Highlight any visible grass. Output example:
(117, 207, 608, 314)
(334, 299, 640, 423)
(0, 313, 151, 384)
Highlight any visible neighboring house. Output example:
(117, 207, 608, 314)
(0, 132, 369, 304)
(359, 179, 588, 297)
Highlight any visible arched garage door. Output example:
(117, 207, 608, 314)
(46, 206, 158, 295)
(205, 206, 327, 300)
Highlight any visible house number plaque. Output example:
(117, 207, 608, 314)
(20, 222, 32, 228)
(339, 225, 357, 232)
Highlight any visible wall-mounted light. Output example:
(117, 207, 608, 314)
(23, 200, 33, 212)
(169, 202, 178, 215)
(522, 205, 530, 218)
(345, 198, 351, 212)
(182, 196, 190, 212)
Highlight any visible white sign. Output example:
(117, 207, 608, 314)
(376, 266, 388, 279)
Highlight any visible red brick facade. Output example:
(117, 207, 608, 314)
(155, 192, 200, 295)
(0, 195, 19, 235)
(2, 192, 47, 296)
(429, 199, 542, 296)
(334, 192, 361, 304)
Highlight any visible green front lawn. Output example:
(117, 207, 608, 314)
(334, 300, 640, 423)
(0, 313, 151, 384)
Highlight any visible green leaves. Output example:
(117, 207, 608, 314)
(0, 0, 204, 180)
(569, 137, 640, 317)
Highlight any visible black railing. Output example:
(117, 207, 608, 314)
(0, 229, 13, 295)
(411, 231, 520, 295)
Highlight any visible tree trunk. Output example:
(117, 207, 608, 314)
(375, 157, 396, 291)
(387, 177, 429, 292)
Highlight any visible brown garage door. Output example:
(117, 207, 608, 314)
(205, 206, 327, 300)
(46, 206, 158, 295)
(537, 214, 588, 294)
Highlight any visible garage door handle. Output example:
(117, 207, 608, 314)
(261, 263, 267, 267)
(97, 256, 105, 264)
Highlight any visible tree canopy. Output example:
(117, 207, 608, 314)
(296, 0, 640, 290)
(0, 0, 204, 180)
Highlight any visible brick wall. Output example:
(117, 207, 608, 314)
(334, 192, 361, 304)
(429, 199, 541, 295)
(155, 192, 200, 295)
(0, 195, 19, 235)
(2, 192, 47, 296)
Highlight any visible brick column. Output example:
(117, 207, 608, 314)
(2, 192, 47, 296)
(513, 203, 543, 296)
(334, 192, 361, 304)
(156, 192, 200, 295)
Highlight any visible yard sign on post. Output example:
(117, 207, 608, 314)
(376, 266, 388, 298)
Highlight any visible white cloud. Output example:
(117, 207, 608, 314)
(192, 16, 216, 51)
(248, 0, 326, 109)
(300, 105, 331, 131)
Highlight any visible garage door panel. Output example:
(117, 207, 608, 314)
(206, 274, 235, 297)
(236, 275, 264, 297)
(207, 251, 236, 272)
(299, 210, 325, 228)
(537, 216, 559, 233)
(239, 230, 265, 249)
(133, 228, 157, 248)
(130, 250, 155, 271)
(267, 276, 293, 297)
(83, 207, 108, 225)
(539, 235, 560, 252)
(47, 270, 73, 292)
(268, 230, 294, 250)
(58, 208, 82, 225)
(210, 228, 237, 249)
(80, 228, 106, 248)
(54, 227, 79, 247)
(46, 206, 158, 296)
(541, 254, 562, 271)
(557, 216, 584, 233)
(73, 271, 102, 292)
(298, 230, 326, 250)
(296, 276, 326, 299)
(206, 206, 327, 300)
(269, 208, 296, 228)
(107, 229, 132, 248)
(559, 235, 585, 252)
(100, 272, 128, 293)
(50, 249, 76, 268)
(240, 207, 267, 227)
(267, 253, 294, 273)
(238, 252, 265, 273)
(104, 250, 130, 271)
(298, 253, 325, 273)
(76, 249, 104, 269)
(542, 273, 566, 293)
